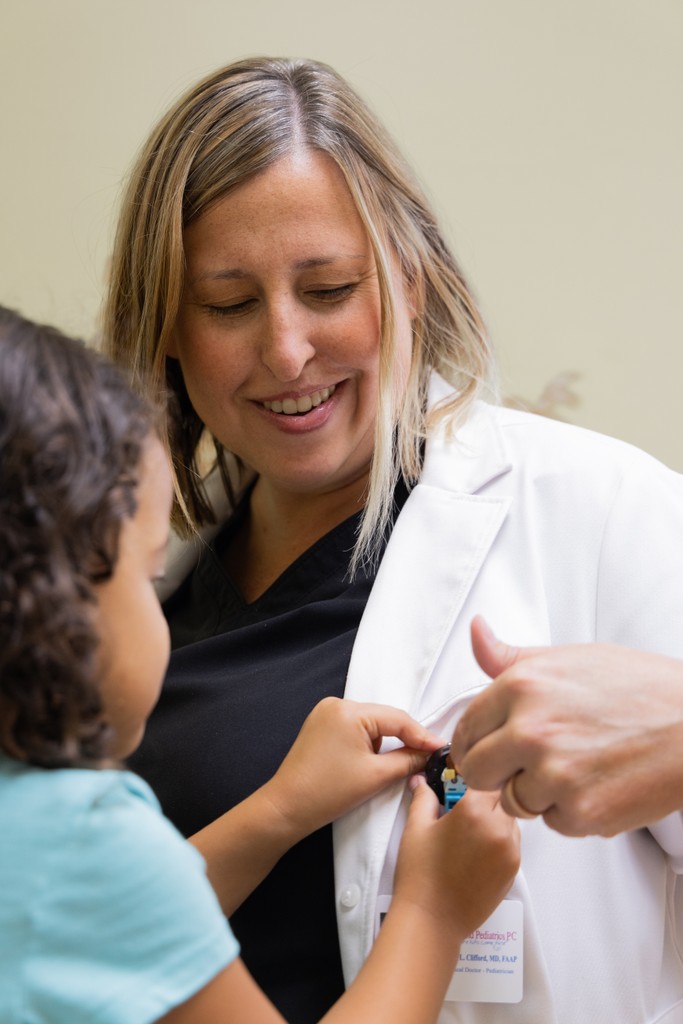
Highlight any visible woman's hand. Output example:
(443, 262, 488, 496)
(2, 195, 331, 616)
(262, 696, 445, 840)
(451, 616, 683, 836)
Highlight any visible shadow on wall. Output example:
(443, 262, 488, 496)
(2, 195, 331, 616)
(505, 371, 581, 422)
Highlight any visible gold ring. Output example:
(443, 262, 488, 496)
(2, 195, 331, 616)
(503, 774, 540, 820)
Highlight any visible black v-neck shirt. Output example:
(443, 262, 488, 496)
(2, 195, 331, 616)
(127, 482, 408, 1023)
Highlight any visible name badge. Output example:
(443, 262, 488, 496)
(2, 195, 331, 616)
(446, 899, 523, 1002)
(376, 897, 523, 1004)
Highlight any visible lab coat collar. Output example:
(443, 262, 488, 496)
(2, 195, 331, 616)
(422, 374, 513, 495)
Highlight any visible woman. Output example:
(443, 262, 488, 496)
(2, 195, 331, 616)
(103, 57, 683, 1024)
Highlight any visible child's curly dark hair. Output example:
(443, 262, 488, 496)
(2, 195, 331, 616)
(0, 307, 161, 767)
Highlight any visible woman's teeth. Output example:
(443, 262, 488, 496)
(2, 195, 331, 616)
(263, 385, 336, 415)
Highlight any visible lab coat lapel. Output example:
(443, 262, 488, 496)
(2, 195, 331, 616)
(343, 487, 511, 713)
(343, 394, 513, 715)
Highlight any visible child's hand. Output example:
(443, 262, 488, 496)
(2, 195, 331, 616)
(262, 697, 445, 840)
(393, 780, 520, 945)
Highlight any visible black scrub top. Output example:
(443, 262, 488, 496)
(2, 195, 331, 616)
(128, 481, 409, 1024)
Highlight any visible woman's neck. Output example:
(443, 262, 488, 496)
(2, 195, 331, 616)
(224, 474, 369, 603)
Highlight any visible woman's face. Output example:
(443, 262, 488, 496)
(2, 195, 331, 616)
(169, 148, 415, 501)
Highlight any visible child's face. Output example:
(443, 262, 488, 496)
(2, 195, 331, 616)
(95, 436, 173, 758)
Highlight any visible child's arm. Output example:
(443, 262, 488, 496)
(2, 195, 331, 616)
(161, 781, 520, 1024)
(189, 696, 444, 915)
(322, 781, 519, 1023)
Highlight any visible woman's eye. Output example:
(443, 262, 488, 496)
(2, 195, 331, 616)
(310, 284, 355, 302)
(206, 299, 256, 318)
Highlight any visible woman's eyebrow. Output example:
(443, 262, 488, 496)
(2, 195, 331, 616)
(190, 254, 368, 286)
(294, 254, 367, 270)
(190, 267, 249, 285)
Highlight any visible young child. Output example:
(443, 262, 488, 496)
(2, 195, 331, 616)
(0, 306, 519, 1024)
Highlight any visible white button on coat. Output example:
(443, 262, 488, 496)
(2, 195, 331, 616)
(339, 884, 360, 909)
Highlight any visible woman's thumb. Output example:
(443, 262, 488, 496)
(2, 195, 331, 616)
(470, 615, 528, 679)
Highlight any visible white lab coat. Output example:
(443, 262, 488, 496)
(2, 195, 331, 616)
(162, 374, 683, 1023)
(336, 376, 683, 1023)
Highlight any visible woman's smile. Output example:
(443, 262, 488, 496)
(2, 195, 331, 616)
(255, 381, 342, 435)
(261, 382, 337, 416)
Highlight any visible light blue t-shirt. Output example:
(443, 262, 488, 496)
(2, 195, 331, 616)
(0, 753, 239, 1023)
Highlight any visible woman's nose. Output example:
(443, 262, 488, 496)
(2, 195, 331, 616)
(260, 308, 315, 382)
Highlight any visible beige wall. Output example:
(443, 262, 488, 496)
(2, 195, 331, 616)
(1, 0, 681, 469)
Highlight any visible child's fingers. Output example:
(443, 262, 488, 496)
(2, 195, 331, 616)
(451, 788, 516, 831)
(453, 789, 522, 857)
(457, 787, 502, 814)
(404, 774, 441, 825)
(371, 745, 439, 783)
(353, 701, 445, 752)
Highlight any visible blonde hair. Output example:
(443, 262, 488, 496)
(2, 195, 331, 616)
(102, 56, 496, 571)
